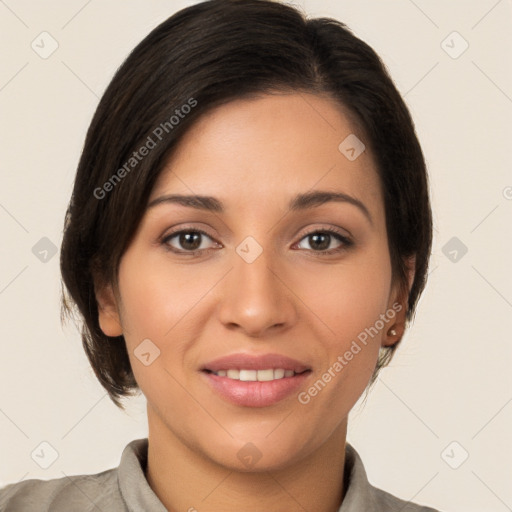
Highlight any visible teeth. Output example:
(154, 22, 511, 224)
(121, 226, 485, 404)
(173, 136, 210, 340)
(227, 369, 239, 379)
(239, 370, 257, 381)
(274, 368, 285, 379)
(256, 369, 274, 381)
(213, 368, 297, 381)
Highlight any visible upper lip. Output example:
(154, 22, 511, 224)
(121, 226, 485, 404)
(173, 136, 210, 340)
(202, 353, 311, 373)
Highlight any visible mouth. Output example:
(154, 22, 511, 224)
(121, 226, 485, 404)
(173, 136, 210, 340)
(203, 368, 308, 381)
(201, 353, 312, 407)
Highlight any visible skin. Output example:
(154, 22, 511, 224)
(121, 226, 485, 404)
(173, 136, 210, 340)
(96, 92, 414, 512)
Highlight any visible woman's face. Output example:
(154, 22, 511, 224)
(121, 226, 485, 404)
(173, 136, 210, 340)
(98, 92, 409, 471)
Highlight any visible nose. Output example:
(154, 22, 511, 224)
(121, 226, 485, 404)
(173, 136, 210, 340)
(217, 247, 298, 338)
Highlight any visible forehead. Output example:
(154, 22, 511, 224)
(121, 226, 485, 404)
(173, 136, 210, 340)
(150, 93, 383, 221)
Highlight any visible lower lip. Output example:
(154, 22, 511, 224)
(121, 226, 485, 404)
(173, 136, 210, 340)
(202, 371, 310, 408)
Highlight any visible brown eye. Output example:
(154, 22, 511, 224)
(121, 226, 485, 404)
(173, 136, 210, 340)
(161, 227, 353, 256)
(295, 229, 353, 254)
(162, 229, 218, 254)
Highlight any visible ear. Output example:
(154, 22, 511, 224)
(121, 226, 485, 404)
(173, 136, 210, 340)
(94, 278, 123, 337)
(382, 255, 416, 347)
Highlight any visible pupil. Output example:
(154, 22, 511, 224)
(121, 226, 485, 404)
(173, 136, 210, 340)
(180, 232, 201, 250)
(311, 233, 329, 251)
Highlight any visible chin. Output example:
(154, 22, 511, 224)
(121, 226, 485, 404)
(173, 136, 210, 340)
(200, 426, 320, 473)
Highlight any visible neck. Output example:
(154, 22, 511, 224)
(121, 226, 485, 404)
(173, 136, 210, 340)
(146, 406, 348, 512)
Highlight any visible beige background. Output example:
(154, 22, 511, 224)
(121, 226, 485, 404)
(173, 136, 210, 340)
(1, 1, 511, 511)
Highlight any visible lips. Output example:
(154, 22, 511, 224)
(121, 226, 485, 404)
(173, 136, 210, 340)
(201, 353, 312, 407)
(212, 368, 296, 381)
(202, 353, 310, 373)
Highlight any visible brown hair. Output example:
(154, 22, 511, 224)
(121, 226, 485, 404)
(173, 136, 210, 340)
(60, 0, 432, 409)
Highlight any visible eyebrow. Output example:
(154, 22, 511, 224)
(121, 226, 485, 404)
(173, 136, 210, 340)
(147, 190, 373, 224)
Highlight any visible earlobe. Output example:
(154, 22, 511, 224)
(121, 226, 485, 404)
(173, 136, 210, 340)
(95, 282, 123, 337)
(383, 255, 416, 347)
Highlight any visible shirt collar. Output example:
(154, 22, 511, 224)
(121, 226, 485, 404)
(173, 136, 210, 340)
(117, 438, 376, 511)
(339, 442, 381, 510)
(117, 438, 167, 512)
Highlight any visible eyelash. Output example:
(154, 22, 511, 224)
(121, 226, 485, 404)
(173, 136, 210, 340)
(160, 226, 354, 257)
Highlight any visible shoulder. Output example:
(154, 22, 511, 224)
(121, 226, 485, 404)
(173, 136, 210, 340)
(0, 468, 124, 512)
(369, 484, 441, 512)
(344, 443, 443, 512)
(0, 438, 153, 512)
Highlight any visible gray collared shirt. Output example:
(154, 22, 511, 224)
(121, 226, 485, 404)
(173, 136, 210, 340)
(0, 438, 441, 511)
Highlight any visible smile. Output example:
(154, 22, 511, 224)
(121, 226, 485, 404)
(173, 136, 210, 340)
(201, 353, 312, 407)
(208, 369, 298, 381)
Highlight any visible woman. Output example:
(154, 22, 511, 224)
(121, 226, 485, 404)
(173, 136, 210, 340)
(0, 0, 441, 510)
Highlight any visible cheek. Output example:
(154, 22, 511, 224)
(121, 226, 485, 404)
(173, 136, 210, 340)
(299, 266, 387, 426)
(306, 245, 393, 346)
(116, 249, 224, 388)
(115, 253, 184, 385)
(117, 249, 207, 340)
(300, 241, 392, 403)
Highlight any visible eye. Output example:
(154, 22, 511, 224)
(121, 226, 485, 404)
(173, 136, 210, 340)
(295, 228, 353, 255)
(161, 227, 353, 256)
(161, 228, 219, 254)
